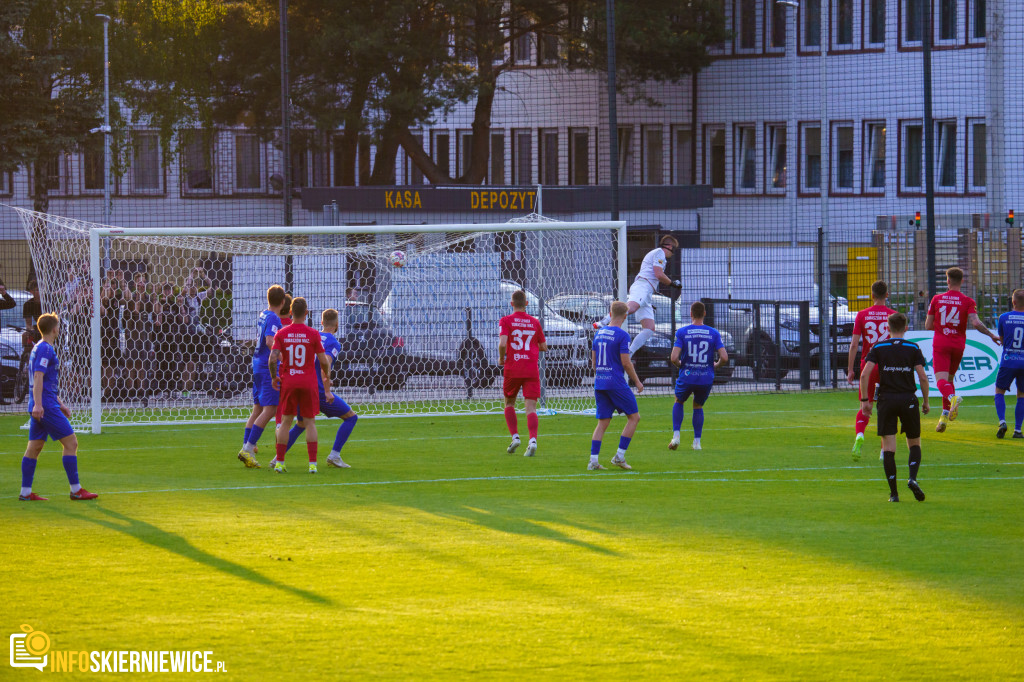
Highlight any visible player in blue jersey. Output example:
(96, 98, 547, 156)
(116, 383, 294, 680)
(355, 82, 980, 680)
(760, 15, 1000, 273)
(238, 285, 287, 468)
(19, 313, 98, 501)
(276, 308, 359, 468)
(589, 301, 644, 471)
(669, 301, 728, 451)
(994, 289, 1024, 438)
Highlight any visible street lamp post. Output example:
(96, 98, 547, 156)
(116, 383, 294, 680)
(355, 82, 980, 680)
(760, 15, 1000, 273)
(96, 14, 112, 269)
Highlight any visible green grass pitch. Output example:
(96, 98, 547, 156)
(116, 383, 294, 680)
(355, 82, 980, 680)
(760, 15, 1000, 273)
(1, 392, 1022, 680)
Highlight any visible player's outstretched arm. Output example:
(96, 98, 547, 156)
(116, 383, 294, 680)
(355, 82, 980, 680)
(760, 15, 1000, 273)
(969, 312, 1001, 344)
(847, 333, 861, 383)
(621, 353, 643, 393)
(859, 361, 876, 415)
(915, 364, 930, 414)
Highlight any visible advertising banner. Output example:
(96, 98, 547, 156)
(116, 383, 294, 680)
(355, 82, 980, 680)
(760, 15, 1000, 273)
(904, 331, 1001, 397)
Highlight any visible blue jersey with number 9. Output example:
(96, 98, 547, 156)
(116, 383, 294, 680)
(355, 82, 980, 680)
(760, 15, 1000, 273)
(674, 324, 723, 388)
(998, 311, 1024, 369)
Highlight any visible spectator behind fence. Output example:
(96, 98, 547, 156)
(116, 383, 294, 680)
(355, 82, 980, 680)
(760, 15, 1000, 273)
(100, 271, 126, 400)
(0, 277, 15, 311)
(124, 272, 153, 400)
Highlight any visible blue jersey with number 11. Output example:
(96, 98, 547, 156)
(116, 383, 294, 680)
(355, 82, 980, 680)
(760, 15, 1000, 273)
(674, 324, 723, 389)
(998, 311, 1024, 369)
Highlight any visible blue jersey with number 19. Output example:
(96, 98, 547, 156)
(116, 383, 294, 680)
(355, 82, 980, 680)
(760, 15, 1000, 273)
(593, 326, 631, 390)
(998, 311, 1024, 369)
(674, 324, 724, 389)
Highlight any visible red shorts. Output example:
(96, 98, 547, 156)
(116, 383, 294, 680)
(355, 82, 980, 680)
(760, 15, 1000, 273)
(932, 345, 964, 376)
(503, 374, 540, 400)
(858, 364, 880, 402)
(277, 384, 319, 420)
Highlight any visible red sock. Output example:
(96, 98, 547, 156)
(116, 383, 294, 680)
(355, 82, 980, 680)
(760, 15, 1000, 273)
(307, 441, 317, 463)
(504, 406, 518, 436)
(855, 409, 870, 435)
(937, 380, 955, 411)
(276, 442, 286, 462)
(527, 412, 538, 440)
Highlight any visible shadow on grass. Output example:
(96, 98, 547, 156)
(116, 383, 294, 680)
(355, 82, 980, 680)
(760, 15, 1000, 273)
(49, 505, 333, 606)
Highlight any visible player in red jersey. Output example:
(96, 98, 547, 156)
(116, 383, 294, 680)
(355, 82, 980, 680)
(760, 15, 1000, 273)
(269, 297, 332, 473)
(847, 280, 897, 460)
(925, 267, 1001, 432)
(498, 289, 547, 457)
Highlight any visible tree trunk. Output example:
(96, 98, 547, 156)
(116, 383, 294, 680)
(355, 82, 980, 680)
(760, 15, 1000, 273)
(32, 155, 50, 215)
(397, 128, 452, 185)
(336, 78, 370, 186)
(369, 126, 399, 185)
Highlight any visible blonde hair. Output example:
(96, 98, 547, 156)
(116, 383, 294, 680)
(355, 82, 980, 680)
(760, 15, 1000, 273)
(610, 301, 628, 318)
(322, 308, 339, 328)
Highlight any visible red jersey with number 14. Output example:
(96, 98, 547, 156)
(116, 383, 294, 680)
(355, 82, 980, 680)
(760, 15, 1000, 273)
(853, 304, 897, 367)
(928, 290, 976, 350)
(272, 322, 325, 390)
(500, 311, 545, 379)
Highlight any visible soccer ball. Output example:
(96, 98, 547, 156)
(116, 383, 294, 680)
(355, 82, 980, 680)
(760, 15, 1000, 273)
(391, 250, 407, 268)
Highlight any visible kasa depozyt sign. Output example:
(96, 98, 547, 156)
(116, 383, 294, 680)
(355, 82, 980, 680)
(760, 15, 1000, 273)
(903, 331, 1000, 397)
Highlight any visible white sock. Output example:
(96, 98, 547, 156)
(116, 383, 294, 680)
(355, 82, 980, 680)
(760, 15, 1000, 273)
(590, 454, 599, 463)
(70, 483, 82, 493)
(629, 328, 655, 355)
(243, 443, 255, 454)
(615, 448, 627, 459)
(1000, 420, 1007, 426)
(329, 450, 341, 459)
(20, 487, 31, 497)
(598, 315, 611, 326)
(672, 430, 680, 440)
(693, 438, 701, 445)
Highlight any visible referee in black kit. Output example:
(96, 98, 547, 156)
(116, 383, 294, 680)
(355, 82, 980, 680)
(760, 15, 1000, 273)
(859, 312, 930, 502)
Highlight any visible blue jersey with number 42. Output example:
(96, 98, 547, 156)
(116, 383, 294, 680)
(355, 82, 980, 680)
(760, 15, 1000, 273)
(674, 324, 723, 388)
(998, 311, 1024, 369)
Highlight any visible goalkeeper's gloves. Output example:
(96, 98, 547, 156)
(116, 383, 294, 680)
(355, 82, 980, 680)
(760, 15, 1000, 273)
(670, 279, 682, 288)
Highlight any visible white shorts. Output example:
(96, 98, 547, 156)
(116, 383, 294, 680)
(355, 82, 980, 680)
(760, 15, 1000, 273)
(627, 279, 656, 322)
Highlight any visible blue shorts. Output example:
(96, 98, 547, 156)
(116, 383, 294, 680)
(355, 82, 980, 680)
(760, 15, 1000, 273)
(675, 383, 713, 405)
(996, 366, 1024, 392)
(298, 393, 352, 421)
(252, 370, 279, 407)
(595, 387, 638, 419)
(28, 406, 75, 442)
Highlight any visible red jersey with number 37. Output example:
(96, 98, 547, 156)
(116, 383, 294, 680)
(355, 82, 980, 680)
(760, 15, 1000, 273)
(272, 322, 325, 390)
(853, 304, 897, 367)
(500, 311, 545, 379)
(928, 290, 976, 350)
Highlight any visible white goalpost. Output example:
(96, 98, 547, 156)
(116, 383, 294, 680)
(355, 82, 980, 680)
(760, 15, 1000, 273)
(15, 207, 627, 433)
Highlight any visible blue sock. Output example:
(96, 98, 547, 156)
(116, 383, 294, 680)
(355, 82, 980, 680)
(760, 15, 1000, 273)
(21, 457, 37, 490)
(693, 409, 705, 439)
(591, 439, 602, 456)
(333, 414, 358, 452)
(244, 427, 252, 446)
(62, 455, 80, 486)
(995, 394, 1006, 423)
(672, 402, 685, 431)
(247, 425, 264, 447)
(1016, 397, 1024, 432)
(287, 425, 304, 452)
(618, 436, 631, 452)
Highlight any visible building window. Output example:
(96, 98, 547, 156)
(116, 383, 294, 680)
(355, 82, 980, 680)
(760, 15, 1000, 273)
(936, 121, 957, 189)
(513, 16, 532, 64)
(969, 120, 986, 190)
(0, 171, 11, 195)
(835, 0, 853, 45)
(768, 0, 786, 50)
(490, 132, 505, 185)
(868, 0, 886, 44)
(971, 0, 986, 40)
(403, 133, 424, 186)
(735, 125, 756, 191)
(672, 126, 694, 185)
(706, 126, 726, 190)
(131, 131, 161, 193)
(905, 0, 923, 42)
(834, 124, 854, 190)
(181, 133, 214, 194)
(737, 0, 757, 50)
(864, 122, 886, 190)
(766, 124, 786, 191)
(457, 130, 474, 179)
(537, 30, 559, 65)
(569, 128, 589, 185)
(82, 138, 105, 192)
(432, 131, 450, 180)
(802, 124, 821, 191)
(938, 0, 957, 41)
(539, 128, 558, 185)
(618, 127, 635, 185)
(903, 122, 923, 190)
(235, 134, 262, 191)
(642, 126, 664, 185)
(803, 0, 821, 48)
(513, 129, 532, 184)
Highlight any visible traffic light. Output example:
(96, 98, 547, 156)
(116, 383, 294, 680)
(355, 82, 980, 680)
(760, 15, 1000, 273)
(914, 211, 921, 228)
(1007, 209, 1015, 226)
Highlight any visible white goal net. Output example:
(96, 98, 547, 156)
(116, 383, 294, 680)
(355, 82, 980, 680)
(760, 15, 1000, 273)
(14, 208, 625, 432)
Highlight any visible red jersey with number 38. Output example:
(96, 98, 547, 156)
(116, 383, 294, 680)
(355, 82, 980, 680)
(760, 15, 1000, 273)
(500, 311, 546, 379)
(271, 322, 325, 390)
(853, 304, 898, 368)
(928, 290, 976, 350)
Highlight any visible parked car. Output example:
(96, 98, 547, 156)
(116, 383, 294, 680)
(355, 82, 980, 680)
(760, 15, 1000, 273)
(332, 301, 410, 393)
(548, 293, 736, 384)
(0, 289, 33, 330)
(0, 327, 24, 401)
